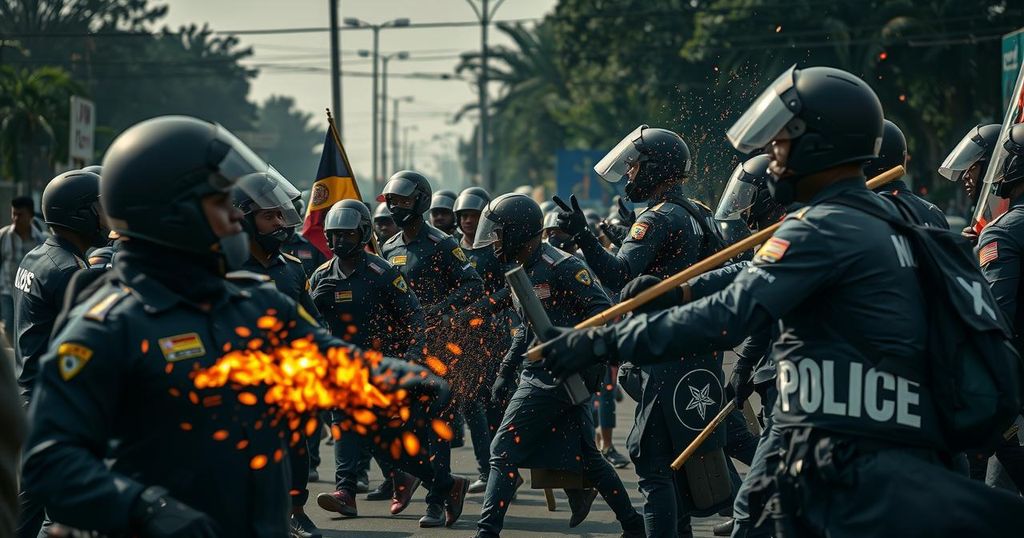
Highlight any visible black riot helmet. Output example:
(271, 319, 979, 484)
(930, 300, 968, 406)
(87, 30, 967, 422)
(231, 168, 302, 255)
(595, 125, 691, 203)
(80, 164, 102, 175)
(473, 193, 544, 263)
(101, 115, 271, 272)
(430, 189, 457, 212)
(864, 120, 908, 183)
(939, 124, 1001, 184)
(41, 169, 107, 247)
(373, 202, 393, 222)
(378, 170, 432, 227)
(715, 154, 785, 231)
(994, 124, 1024, 197)
(325, 199, 372, 258)
(727, 65, 883, 205)
(454, 187, 491, 215)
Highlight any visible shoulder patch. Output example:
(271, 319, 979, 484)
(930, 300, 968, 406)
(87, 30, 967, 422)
(979, 241, 999, 266)
(390, 255, 408, 266)
(225, 270, 272, 283)
(281, 252, 302, 264)
(574, 268, 593, 286)
(754, 237, 790, 263)
(83, 289, 131, 322)
(451, 247, 468, 263)
(57, 342, 93, 381)
(392, 275, 409, 292)
(629, 222, 650, 240)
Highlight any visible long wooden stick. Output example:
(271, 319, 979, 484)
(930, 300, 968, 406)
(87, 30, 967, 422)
(525, 165, 905, 361)
(671, 400, 736, 470)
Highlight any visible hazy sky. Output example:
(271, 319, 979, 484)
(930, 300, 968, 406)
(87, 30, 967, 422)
(162, 0, 558, 190)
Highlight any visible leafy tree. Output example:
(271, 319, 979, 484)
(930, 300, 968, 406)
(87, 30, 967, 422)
(0, 66, 83, 193)
(252, 95, 322, 190)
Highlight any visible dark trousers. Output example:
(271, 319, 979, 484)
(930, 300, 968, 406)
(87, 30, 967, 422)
(632, 410, 693, 538)
(289, 431, 310, 507)
(732, 387, 778, 538)
(476, 384, 643, 537)
(461, 398, 493, 477)
(791, 436, 1024, 537)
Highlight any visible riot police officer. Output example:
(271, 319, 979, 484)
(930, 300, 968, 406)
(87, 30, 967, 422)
(373, 203, 400, 243)
(555, 125, 722, 292)
(973, 122, 1024, 492)
(379, 170, 480, 527)
(310, 199, 430, 518)
(940, 123, 1001, 243)
(281, 186, 328, 277)
(473, 193, 645, 538)
(21, 115, 448, 538)
(867, 120, 948, 229)
(430, 189, 459, 236)
(541, 65, 1024, 537)
(231, 169, 322, 538)
(14, 168, 106, 537)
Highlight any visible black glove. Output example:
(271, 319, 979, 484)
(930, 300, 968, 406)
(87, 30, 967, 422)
(131, 487, 221, 538)
(616, 197, 636, 227)
(961, 225, 979, 246)
(539, 326, 614, 380)
(619, 275, 683, 314)
(598, 220, 628, 247)
(552, 194, 590, 239)
(490, 368, 517, 404)
(725, 361, 755, 406)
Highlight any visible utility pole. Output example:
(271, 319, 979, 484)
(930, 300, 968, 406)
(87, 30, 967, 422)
(378, 51, 408, 177)
(328, 0, 343, 140)
(344, 17, 410, 193)
(466, 0, 505, 190)
(392, 96, 413, 171)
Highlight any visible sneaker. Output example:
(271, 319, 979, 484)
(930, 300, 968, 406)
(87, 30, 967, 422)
(289, 511, 323, 538)
(355, 479, 369, 493)
(468, 474, 488, 494)
(316, 490, 357, 518)
(566, 488, 598, 528)
(390, 472, 422, 515)
(444, 476, 470, 527)
(307, 468, 320, 482)
(602, 446, 630, 469)
(713, 518, 735, 536)
(419, 503, 445, 528)
(366, 479, 394, 501)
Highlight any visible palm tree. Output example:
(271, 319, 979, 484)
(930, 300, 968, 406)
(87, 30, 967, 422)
(0, 66, 83, 194)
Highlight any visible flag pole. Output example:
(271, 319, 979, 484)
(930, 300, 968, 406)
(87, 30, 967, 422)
(326, 108, 381, 255)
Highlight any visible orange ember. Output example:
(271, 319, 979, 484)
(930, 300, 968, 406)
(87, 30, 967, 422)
(469, 318, 484, 328)
(445, 342, 462, 355)
(250, 454, 268, 470)
(402, 431, 421, 456)
(431, 419, 453, 441)
(424, 356, 448, 376)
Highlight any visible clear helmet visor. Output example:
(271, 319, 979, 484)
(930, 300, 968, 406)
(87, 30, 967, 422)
(378, 176, 418, 202)
(430, 193, 456, 211)
(594, 125, 646, 183)
(472, 214, 502, 250)
(324, 205, 365, 232)
(939, 129, 988, 181)
(454, 193, 488, 213)
(210, 124, 270, 190)
(267, 165, 301, 201)
(234, 171, 302, 227)
(714, 163, 760, 221)
(726, 65, 800, 154)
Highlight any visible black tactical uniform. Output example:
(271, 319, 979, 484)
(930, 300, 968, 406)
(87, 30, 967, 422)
(564, 125, 730, 537)
(543, 66, 1024, 537)
(282, 232, 328, 277)
(867, 120, 948, 230)
(241, 253, 319, 320)
(974, 124, 1024, 493)
(474, 194, 644, 538)
(14, 169, 105, 538)
(381, 226, 482, 319)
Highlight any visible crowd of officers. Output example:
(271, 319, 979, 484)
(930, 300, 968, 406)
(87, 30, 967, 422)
(3, 63, 1024, 538)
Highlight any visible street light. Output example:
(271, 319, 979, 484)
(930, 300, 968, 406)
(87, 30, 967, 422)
(379, 51, 409, 177)
(391, 96, 414, 172)
(344, 17, 411, 191)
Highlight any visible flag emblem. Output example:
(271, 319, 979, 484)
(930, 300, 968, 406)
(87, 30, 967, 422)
(335, 290, 353, 302)
(630, 222, 649, 240)
(533, 283, 551, 299)
(755, 237, 790, 263)
(158, 333, 206, 362)
(979, 241, 999, 266)
(311, 183, 329, 206)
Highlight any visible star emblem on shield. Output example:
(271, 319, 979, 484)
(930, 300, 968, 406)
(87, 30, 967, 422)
(685, 383, 715, 420)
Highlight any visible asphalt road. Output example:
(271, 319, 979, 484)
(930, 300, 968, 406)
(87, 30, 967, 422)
(303, 357, 753, 537)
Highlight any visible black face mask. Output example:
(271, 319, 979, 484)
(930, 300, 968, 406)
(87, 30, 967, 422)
(390, 206, 419, 227)
(330, 234, 363, 259)
(255, 227, 290, 255)
(547, 236, 577, 254)
(766, 175, 798, 207)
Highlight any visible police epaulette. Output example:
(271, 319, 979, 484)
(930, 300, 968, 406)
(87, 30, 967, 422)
(651, 202, 666, 211)
(315, 259, 332, 273)
(541, 246, 571, 266)
(281, 252, 302, 263)
(368, 261, 385, 275)
(84, 289, 131, 322)
(426, 228, 446, 243)
(793, 207, 812, 220)
(689, 198, 713, 212)
(225, 270, 272, 283)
